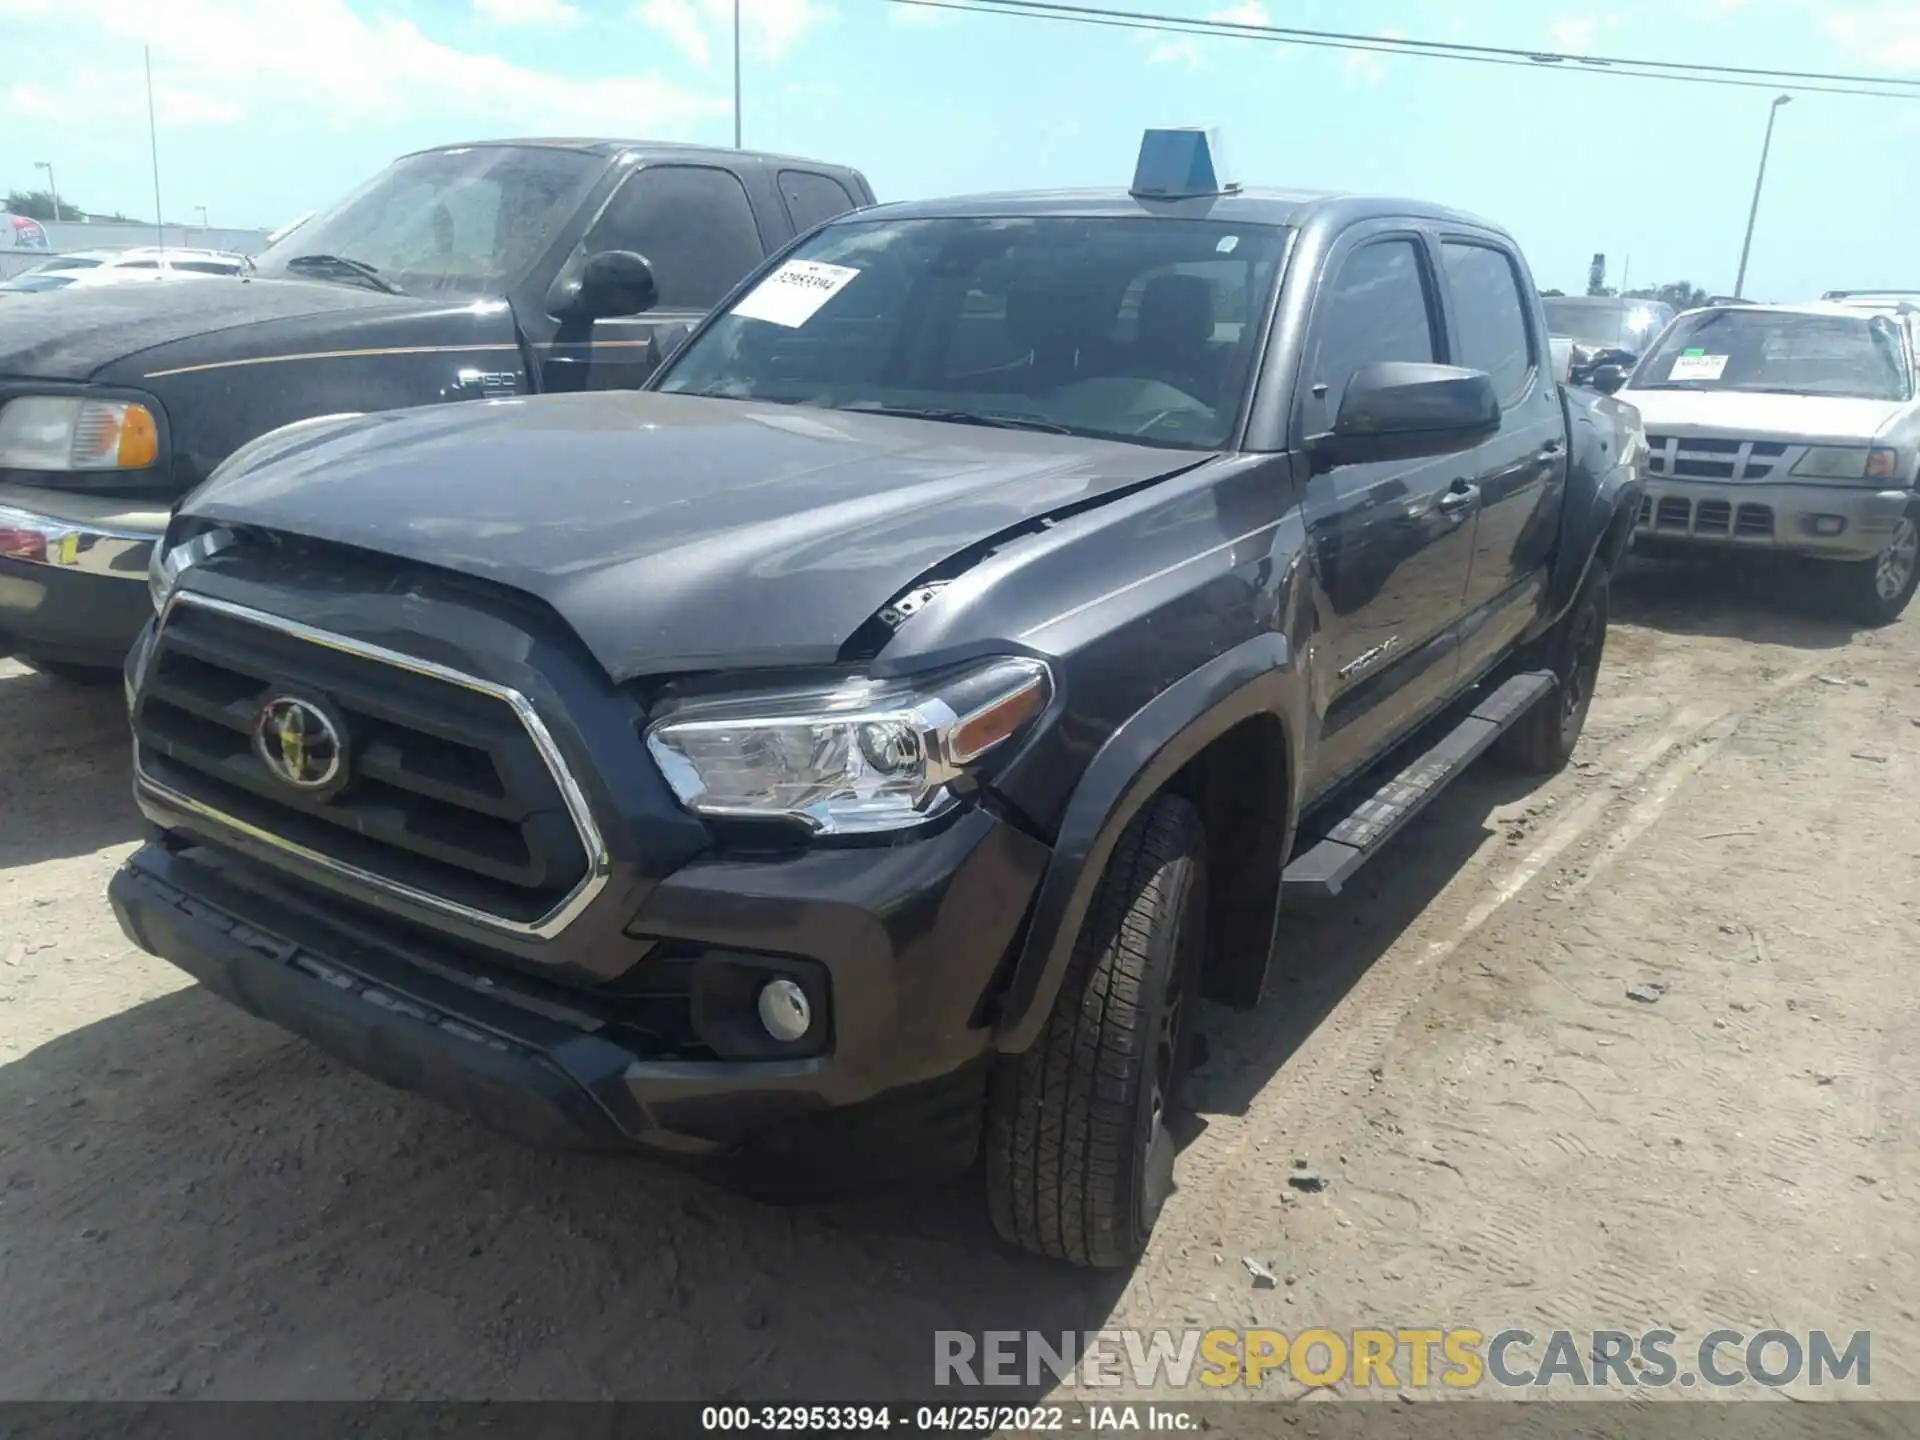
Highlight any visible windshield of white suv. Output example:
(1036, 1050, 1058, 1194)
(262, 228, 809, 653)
(250, 145, 605, 299)
(655, 215, 1288, 450)
(1543, 297, 1674, 350)
(1633, 309, 1912, 400)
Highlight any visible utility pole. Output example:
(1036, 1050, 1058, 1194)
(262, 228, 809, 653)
(145, 45, 166, 254)
(733, 0, 743, 148)
(1734, 94, 1792, 300)
(32, 161, 60, 222)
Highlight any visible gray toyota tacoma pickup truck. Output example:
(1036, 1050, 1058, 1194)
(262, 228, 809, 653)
(111, 132, 1645, 1267)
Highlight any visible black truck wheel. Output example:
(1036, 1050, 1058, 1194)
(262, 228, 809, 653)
(1494, 567, 1610, 775)
(985, 792, 1207, 1268)
(1827, 503, 1920, 627)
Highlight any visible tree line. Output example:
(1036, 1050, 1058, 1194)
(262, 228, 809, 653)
(3, 188, 137, 224)
(1539, 281, 1714, 310)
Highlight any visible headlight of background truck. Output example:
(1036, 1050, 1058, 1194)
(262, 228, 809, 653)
(0, 397, 159, 471)
(1791, 445, 1901, 481)
(645, 658, 1052, 835)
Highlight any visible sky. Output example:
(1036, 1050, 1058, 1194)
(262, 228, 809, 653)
(2, 0, 1918, 299)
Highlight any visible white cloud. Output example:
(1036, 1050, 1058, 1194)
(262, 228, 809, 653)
(1146, 37, 1203, 67)
(886, 2, 952, 24)
(1207, 1, 1268, 26)
(637, 0, 711, 63)
(633, 0, 833, 65)
(1548, 16, 1597, 53)
(1340, 49, 1386, 85)
(473, 0, 581, 25)
(1822, 4, 1920, 68)
(1141, 3, 1269, 68)
(1338, 29, 1402, 87)
(0, 0, 724, 134)
(2, 81, 62, 119)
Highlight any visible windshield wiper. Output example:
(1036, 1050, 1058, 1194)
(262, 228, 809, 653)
(282, 253, 402, 295)
(838, 403, 1073, 434)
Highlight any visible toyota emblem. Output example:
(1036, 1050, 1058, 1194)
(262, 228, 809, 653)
(253, 696, 345, 791)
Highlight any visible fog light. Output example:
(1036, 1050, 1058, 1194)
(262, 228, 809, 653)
(1813, 515, 1847, 537)
(757, 978, 812, 1042)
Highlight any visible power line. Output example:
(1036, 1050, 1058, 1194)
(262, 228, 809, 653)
(884, 0, 1920, 101)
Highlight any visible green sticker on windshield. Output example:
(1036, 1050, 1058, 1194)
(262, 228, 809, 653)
(1682, 347, 1705, 356)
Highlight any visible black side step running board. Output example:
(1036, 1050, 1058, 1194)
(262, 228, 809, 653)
(1280, 669, 1557, 905)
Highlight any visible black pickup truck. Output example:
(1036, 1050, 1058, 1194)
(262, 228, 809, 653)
(0, 139, 873, 677)
(111, 132, 1644, 1268)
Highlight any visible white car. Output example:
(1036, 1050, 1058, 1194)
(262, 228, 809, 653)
(0, 247, 247, 295)
(1619, 300, 1920, 624)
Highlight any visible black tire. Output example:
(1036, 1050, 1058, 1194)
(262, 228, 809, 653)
(18, 656, 119, 687)
(1493, 567, 1610, 775)
(984, 792, 1207, 1268)
(1826, 501, 1919, 627)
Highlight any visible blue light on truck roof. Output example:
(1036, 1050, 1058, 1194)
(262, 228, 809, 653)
(1131, 128, 1237, 199)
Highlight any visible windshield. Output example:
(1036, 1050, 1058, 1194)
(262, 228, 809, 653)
(1633, 309, 1912, 400)
(1543, 298, 1674, 350)
(655, 215, 1289, 450)
(250, 145, 605, 299)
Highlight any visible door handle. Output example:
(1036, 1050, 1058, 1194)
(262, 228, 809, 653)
(1438, 482, 1480, 515)
(1540, 439, 1565, 457)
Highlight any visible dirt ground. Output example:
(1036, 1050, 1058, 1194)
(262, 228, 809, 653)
(2, 552, 1916, 1407)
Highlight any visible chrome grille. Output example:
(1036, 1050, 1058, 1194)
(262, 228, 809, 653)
(132, 594, 606, 937)
(1645, 435, 1790, 483)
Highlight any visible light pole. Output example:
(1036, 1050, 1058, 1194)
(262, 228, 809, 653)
(1733, 94, 1792, 300)
(733, 0, 742, 148)
(195, 205, 208, 230)
(32, 161, 60, 222)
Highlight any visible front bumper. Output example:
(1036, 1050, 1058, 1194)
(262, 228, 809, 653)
(111, 806, 1047, 1189)
(0, 485, 165, 665)
(1631, 479, 1912, 561)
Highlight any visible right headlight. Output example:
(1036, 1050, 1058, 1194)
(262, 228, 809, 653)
(645, 657, 1052, 835)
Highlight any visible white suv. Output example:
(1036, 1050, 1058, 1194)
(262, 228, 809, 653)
(0, 247, 247, 294)
(1619, 300, 1920, 624)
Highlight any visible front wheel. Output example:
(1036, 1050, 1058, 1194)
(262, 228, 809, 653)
(1827, 504, 1919, 627)
(1493, 567, 1609, 775)
(984, 793, 1207, 1268)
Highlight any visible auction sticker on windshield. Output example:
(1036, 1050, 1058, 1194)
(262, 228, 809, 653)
(1669, 349, 1728, 381)
(732, 260, 861, 328)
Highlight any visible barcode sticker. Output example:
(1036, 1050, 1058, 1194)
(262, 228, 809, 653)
(1668, 353, 1728, 381)
(731, 260, 862, 328)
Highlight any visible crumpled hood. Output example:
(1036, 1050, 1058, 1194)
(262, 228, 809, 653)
(1619, 386, 1910, 445)
(0, 275, 417, 380)
(182, 391, 1209, 678)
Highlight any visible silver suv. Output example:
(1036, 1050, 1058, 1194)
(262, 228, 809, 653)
(1617, 300, 1920, 624)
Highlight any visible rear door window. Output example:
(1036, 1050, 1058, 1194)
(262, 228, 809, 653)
(1441, 241, 1535, 405)
(590, 165, 767, 311)
(777, 170, 858, 234)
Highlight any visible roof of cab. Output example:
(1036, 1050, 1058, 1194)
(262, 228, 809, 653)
(849, 186, 1509, 235)
(399, 137, 869, 172)
(1676, 299, 1912, 321)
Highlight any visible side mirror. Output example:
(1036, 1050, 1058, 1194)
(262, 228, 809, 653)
(1309, 361, 1502, 469)
(1589, 363, 1628, 396)
(547, 249, 658, 322)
